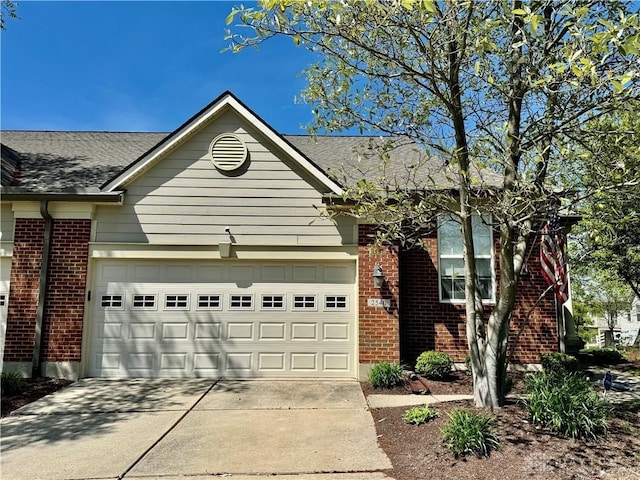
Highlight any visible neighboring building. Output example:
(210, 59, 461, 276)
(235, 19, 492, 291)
(0, 92, 572, 380)
(588, 296, 640, 347)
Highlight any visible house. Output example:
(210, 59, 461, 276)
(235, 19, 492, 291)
(587, 296, 640, 347)
(0, 92, 573, 380)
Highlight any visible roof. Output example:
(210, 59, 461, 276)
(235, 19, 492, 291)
(1, 131, 501, 194)
(0, 92, 501, 195)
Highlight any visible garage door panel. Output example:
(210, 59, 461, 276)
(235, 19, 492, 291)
(89, 261, 356, 378)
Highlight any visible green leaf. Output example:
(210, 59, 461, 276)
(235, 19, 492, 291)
(512, 8, 526, 15)
(422, 0, 437, 14)
(225, 9, 236, 25)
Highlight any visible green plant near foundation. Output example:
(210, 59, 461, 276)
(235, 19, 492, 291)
(368, 361, 406, 389)
(1, 370, 26, 396)
(403, 405, 438, 425)
(415, 351, 453, 379)
(441, 409, 499, 458)
(524, 372, 610, 439)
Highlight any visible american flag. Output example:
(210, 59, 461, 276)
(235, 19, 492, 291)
(540, 213, 569, 303)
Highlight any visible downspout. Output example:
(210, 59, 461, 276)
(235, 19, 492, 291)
(32, 200, 52, 378)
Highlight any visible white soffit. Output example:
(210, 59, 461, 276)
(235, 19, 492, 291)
(102, 93, 344, 195)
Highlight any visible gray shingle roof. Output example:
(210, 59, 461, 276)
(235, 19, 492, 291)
(1, 130, 500, 193)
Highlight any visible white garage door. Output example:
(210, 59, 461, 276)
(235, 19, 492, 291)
(88, 260, 357, 378)
(0, 257, 10, 370)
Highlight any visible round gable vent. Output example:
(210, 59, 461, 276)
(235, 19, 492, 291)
(209, 133, 248, 172)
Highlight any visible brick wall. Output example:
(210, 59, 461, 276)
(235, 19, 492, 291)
(360, 226, 559, 367)
(3, 218, 91, 366)
(358, 225, 400, 364)
(40, 219, 91, 362)
(4, 218, 44, 362)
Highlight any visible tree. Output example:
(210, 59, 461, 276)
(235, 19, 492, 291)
(573, 270, 635, 346)
(226, 1, 640, 408)
(0, 0, 18, 30)
(573, 110, 640, 297)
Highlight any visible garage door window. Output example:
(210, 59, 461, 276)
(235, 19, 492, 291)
(132, 294, 157, 310)
(293, 295, 316, 310)
(100, 294, 124, 309)
(197, 294, 222, 310)
(230, 294, 253, 310)
(324, 295, 348, 311)
(165, 294, 190, 310)
(261, 294, 285, 310)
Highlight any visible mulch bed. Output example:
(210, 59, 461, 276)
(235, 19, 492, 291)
(1, 377, 73, 417)
(364, 369, 640, 480)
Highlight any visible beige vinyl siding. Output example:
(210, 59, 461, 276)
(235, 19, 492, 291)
(94, 110, 353, 246)
(0, 204, 14, 242)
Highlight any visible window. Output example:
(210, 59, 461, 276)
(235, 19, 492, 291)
(261, 294, 285, 310)
(438, 214, 494, 302)
(100, 294, 124, 309)
(0, 293, 6, 308)
(164, 294, 189, 310)
(293, 295, 316, 310)
(197, 294, 222, 310)
(229, 294, 253, 310)
(132, 294, 157, 309)
(324, 295, 348, 310)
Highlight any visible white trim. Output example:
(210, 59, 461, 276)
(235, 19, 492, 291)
(89, 243, 358, 261)
(102, 93, 344, 195)
(0, 242, 13, 257)
(437, 214, 496, 303)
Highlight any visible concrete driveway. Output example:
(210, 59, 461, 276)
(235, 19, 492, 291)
(0, 378, 394, 480)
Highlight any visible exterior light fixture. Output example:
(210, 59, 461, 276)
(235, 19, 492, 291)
(372, 264, 384, 289)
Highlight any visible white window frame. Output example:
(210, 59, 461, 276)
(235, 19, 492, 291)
(438, 214, 495, 304)
(261, 294, 286, 311)
(0, 292, 7, 308)
(323, 294, 349, 311)
(100, 294, 125, 310)
(196, 294, 223, 311)
(229, 294, 254, 310)
(131, 294, 158, 310)
(164, 294, 190, 310)
(292, 294, 317, 311)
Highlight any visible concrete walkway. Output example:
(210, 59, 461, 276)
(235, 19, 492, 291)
(0, 379, 395, 480)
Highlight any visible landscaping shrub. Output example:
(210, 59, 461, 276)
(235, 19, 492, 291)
(441, 409, 499, 458)
(540, 352, 579, 376)
(1, 370, 26, 396)
(580, 347, 624, 365)
(524, 371, 610, 439)
(415, 351, 453, 379)
(368, 361, 406, 389)
(403, 405, 438, 425)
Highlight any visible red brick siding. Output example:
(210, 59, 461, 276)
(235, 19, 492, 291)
(360, 226, 559, 366)
(3, 218, 91, 365)
(358, 225, 400, 363)
(40, 220, 91, 362)
(4, 219, 45, 362)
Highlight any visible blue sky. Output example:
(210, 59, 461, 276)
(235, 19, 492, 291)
(1, 1, 320, 134)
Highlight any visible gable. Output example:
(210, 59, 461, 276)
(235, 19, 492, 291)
(93, 108, 355, 246)
(102, 91, 343, 196)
